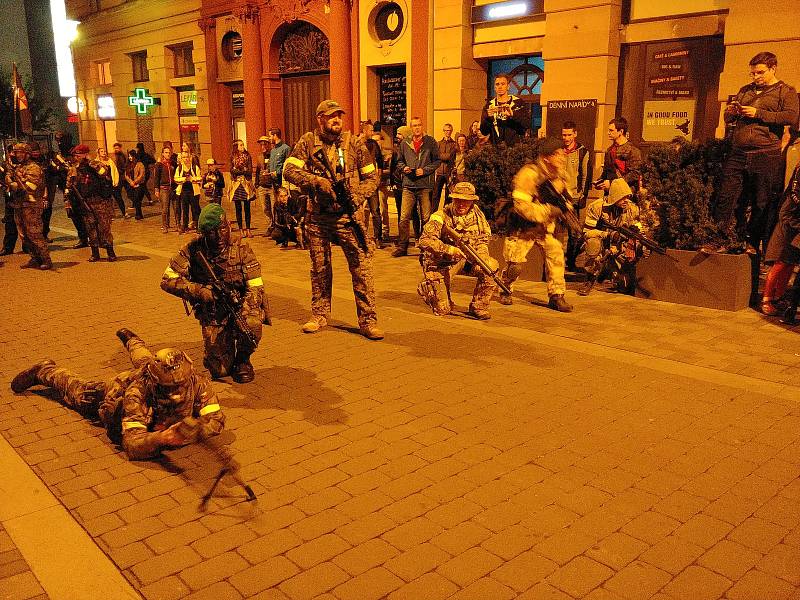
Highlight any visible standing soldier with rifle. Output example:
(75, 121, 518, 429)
(417, 181, 506, 320)
(160, 204, 269, 383)
(4, 142, 52, 270)
(283, 99, 383, 340)
(66, 144, 117, 262)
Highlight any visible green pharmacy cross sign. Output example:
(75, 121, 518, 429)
(128, 88, 160, 114)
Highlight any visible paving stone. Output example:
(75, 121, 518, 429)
(546, 555, 614, 598)
(190, 523, 257, 558)
(381, 516, 443, 551)
(660, 565, 731, 600)
(238, 529, 303, 564)
(491, 549, 558, 592)
(331, 566, 403, 600)
(586, 531, 649, 570)
(436, 546, 503, 587)
(726, 569, 797, 600)
(145, 521, 210, 555)
(178, 551, 249, 590)
(698, 539, 763, 580)
(279, 561, 349, 600)
(384, 542, 450, 581)
(285, 534, 351, 569)
(728, 517, 788, 553)
(386, 572, 458, 600)
(229, 555, 300, 597)
(290, 508, 349, 541)
(639, 534, 706, 574)
(335, 511, 396, 545)
(102, 517, 166, 549)
(132, 546, 202, 586)
(430, 521, 492, 556)
(183, 581, 243, 600)
(603, 560, 672, 600)
(757, 544, 800, 585)
(516, 581, 575, 600)
(333, 538, 399, 576)
(139, 575, 191, 600)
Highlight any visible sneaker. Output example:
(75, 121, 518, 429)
(497, 293, 513, 305)
(11, 359, 55, 393)
(302, 315, 328, 333)
(359, 323, 385, 340)
(548, 294, 573, 313)
(392, 247, 408, 258)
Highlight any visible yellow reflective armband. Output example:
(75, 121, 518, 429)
(247, 277, 263, 288)
(285, 156, 305, 169)
(163, 266, 180, 279)
(199, 403, 221, 416)
(122, 421, 147, 431)
(359, 163, 376, 175)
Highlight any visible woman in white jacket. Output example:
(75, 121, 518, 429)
(174, 150, 202, 233)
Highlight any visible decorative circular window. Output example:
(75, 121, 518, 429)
(374, 3, 403, 42)
(221, 31, 243, 61)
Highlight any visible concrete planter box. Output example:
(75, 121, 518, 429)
(635, 249, 753, 311)
(488, 234, 544, 282)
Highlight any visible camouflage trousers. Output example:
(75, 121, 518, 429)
(200, 309, 263, 379)
(306, 213, 378, 327)
(14, 203, 51, 266)
(502, 232, 566, 296)
(35, 338, 153, 431)
(83, 198, 115, 247)
(422, 248, 498, 313)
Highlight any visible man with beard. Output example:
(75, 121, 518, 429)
(161, 204, 268, 383)
(283, 99, 383, 340)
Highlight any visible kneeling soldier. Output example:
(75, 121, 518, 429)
(10, 329, 225, 461)
(417, 182, 497, 320)
(161, 203, 267, 383)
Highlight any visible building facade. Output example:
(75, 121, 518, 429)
(67, 0, 799, 170)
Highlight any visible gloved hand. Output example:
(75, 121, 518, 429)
(187, 282, 215, 303)
(316, 177, 334, 196)
(447, 245, 465, 261)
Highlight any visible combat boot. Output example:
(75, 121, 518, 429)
(302, 315, 328, 333)
(467, 306, 491, 320)
(72, 240, 89, 249)
(232, 356, 255, 384)
(88, 246, 101, 262)
(548, 294, 573, 313)
(116, 328, 141, 347)
(577, 276, 595, 297)
(497, 292, 513, 306)
(359, 323, 385, 340)
(106, 245, 117, 262)
(20, 258, 40, 269)
(11, 359, 55, 393)
(39, 259, 53, 271)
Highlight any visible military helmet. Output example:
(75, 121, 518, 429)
(12, 142, 30, 153)
(148, 348, 192, 386)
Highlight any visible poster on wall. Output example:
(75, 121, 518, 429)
(545, 99, 597, 157)
(642, 99, 695, 142)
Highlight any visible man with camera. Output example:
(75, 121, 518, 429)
(704, 51, 799, 255)
(480, 73, 529, 147)
(283, 99, 383, 340)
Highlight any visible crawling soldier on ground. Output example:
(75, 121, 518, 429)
(161, 203, 268, 384)
(417, 181, 498, 320)
(10, 329, 225, 461)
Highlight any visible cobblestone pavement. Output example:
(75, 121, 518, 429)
(1, 200, 799, 600)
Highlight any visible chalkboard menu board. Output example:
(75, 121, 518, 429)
(379, 66, 406, 130)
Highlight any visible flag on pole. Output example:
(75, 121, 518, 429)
(12, 62, 33, 134)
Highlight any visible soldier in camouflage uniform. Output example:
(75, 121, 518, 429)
(282, 99, 383, 340)
(161, 203, 267, 383)
(4, 143, 51, 270)
(499, 137, 574, 312)
(417, 181, 497, 320)
(66, 144, 117, 262)
(10, 328, 225, 461)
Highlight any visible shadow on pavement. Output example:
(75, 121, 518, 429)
(50, 261, 81, 270)
(112, 255, 151, 262)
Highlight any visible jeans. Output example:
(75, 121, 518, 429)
(180, 188, 200, 230)
(257, 186, 272, 230)
(159, 187, 173, 229)
(432, 174, 450, 212)
(234, 200, 252, 229)
(398, 188, 431, 249)
(112, 185, 126, 217)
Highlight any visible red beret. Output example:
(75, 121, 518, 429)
(72, 144, 91, 154)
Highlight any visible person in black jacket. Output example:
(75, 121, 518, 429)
(136, 142, 156, 206)
(479, 74, 529, 147)
(154, 147, 177, 233)
(705, 51, 799, 254)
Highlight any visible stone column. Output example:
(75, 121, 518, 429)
(199, 17, 230, 163)
(409, 0, 430, 123)
(329, 0, 354, 131)
(240, 6, 266, 156)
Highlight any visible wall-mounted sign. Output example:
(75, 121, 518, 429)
(374, 2, 403, 41)
(378, 66, 406, 127)
(180, 115, 200, 131)
(545, 99, 598, 162)
(642, 99, 695, 141)
(128, 88, 159, 114)
(232, 91, 245, 110)
(646, 43, 695, 100)
(179, 89, 197, 110)
(66, 96, 85, 114)
(471, 0, 544, 24)
(97, 95, 115, 119)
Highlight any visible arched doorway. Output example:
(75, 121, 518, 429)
(277, 22, 330, 143)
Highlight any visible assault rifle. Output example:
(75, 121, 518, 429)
(597, 217, 668, 256)
(196, 250, 259, 349)
(3, 158, 36, 202)
(541, 180, 582, 236)
(174, 417, 257, 512)
(441, 223, 511, 295)
(311, 148, 370, 253)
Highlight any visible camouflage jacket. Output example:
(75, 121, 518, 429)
(7, 159, 45, 208)
(105, 366, 224, 460)
(161, 238, 265, 326)
(67, 159, 110, 205)
(419, 204, 491, 263)
(283, 130, 379, 216)
(509, 161, 569, 237)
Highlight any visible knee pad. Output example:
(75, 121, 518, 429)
(417, 275, 451, 316)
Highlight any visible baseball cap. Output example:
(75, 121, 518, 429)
(316, 99, 345, 116)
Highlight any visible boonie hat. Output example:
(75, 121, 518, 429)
(450, 182, 478, 202)
(316, 99, 345, 116)
(605, 178, 633, 206)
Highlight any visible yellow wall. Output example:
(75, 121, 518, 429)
(67, 0, 210, 157)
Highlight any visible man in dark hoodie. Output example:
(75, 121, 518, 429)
(393, 116, 441, 257)
(705, 51, 799, 254)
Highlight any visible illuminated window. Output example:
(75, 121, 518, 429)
(172, 44, 195, 77)
(96, 60, 112, 85)
(130, 51, 149, 82)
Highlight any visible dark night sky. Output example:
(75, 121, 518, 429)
(0, 0, 33, 79)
